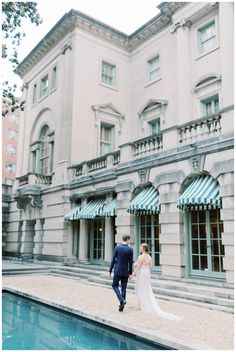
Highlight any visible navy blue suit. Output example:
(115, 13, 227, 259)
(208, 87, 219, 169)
(109, 243, 133, 304)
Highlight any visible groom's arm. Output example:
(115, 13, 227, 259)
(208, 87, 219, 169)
(128, 249, 133, 275)
(109, 246, 118, 274)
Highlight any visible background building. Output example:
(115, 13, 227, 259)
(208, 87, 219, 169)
(2, 108, 21, 255)
(4, 2, 234, 286)
(2, 109, 20, 185)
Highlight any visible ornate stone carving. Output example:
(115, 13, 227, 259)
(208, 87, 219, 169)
(138, 169, 150, 184)
(60, 39, 72, 54)
(15, 3, 187, 77)
(169, 18, 192, 34)
(189, 155, 206, 173)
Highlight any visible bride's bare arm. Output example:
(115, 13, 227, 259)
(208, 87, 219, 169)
(132, 256, 143, 276)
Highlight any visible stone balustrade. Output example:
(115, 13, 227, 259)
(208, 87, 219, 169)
(178, 113, 222, 145)
(17, 173, 52, 187)
(69, 150, 120, 179)
(132, 133, 163, 157)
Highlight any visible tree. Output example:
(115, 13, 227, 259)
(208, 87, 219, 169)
(2, 2, 43, 116)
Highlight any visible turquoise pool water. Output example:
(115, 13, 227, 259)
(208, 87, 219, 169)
(2, 292, 169, 350)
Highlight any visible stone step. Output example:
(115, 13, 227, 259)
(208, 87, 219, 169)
(2, 270, 50, 276)
(51, 269, 234, 307)
(72, 263, 234, 289)
(50, 272, 234, 314)
(86, 275, 234, 308)
(52, 267, 234, 301)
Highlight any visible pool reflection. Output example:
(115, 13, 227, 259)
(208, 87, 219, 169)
(2, 292, 168, 350)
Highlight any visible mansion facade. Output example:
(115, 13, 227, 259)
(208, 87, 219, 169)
(4, 2, 234, 284)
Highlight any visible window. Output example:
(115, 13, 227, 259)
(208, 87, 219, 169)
(198, 20, 216, 54)
(39, 125, 50, 175)
(8, 129, 18, 140)
(7, 144, 16, 156)
(101, 61, 116, 87)
(149, 118, 160, 135)
(147, 55, 160, 82)
(189, 209, 225, 276)
(9, 114, 19, 124)
(51, 66, 57, 91)
(50, 141, 54, 172)
(100, 124, 113, 155)
(202, 95, 219, 116)
(40, 74, 49, 99)
(32, 83, 37, 104)
(137, 215, 161, 268)
(31, 150, 37, 173)
(6, 162, 16, 173)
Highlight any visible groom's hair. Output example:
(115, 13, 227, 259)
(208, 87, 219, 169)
(122, 235, 131, 242)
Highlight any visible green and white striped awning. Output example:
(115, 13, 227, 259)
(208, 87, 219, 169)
(64, 206, 81, 221)
(127, 186, 160, 215)
(100, 198, 117, 217)
(77, 199, 106, 219)
(177, 175, 221, 210)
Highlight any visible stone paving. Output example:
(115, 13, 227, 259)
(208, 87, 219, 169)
(2, 273, 234, 350)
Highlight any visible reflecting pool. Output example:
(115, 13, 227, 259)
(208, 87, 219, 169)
(2, 292, 169, 350)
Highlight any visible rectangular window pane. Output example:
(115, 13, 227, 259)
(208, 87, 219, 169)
(148, 56, 160, 82)
(100, 125, 113, 155)
(199, 224, 206, 238)
(199, 21, 216, 54)
(149, 118, 160, 135)
(101, 61, 116, 87)
(40, 75, 49, 98)
(192, 255, 200, 270)
(51, 66, 57, 90)
(202, 95, 219, 116)
(192, 240, 199, 254)
(8, 129, 18, 140)
(191, 225, 199, 238)
(200, 256, 208, 270)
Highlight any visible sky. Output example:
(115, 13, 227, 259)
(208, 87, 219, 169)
(3, 0, 161, 95)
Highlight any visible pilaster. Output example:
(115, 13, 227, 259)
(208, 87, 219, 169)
(115, 181, 135, 244)
(33, 218, 44, 257)
(159, 180, 185, 278)
(78, 199, 89, 261)
(175, 19, 192, 124)
(218, 171, 234, 283)
(20, 220, 35, 255)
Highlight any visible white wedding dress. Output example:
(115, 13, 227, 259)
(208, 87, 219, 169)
(134, 255, 183, 321)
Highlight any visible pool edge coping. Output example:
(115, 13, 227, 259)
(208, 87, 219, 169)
(2, 285, 212, 350)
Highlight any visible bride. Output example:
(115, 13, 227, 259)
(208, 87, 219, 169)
(131, 243, 183, 321)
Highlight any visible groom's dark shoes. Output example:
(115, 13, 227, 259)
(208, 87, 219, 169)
(119, 300, 126, 312)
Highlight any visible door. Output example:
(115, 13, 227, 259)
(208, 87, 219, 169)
(137, 215, 161, 271)
(188, 209, 225, 279)
(90, 218, 105, 263)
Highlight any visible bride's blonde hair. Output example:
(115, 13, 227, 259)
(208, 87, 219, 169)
(141, 243, 149, 253)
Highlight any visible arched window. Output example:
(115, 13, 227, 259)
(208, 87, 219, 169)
(39, 125, 50, 175)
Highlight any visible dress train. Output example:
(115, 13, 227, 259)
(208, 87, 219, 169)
(135, 267, 183, 321)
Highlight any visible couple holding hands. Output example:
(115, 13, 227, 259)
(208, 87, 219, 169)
(109, 235, 182, 321)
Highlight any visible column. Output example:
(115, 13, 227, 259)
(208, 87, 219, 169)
(67, 222, 77, 260)
(219, 2, 234, 108)
(104, 195, 114, 262)
(20, 220, 35, 255)
(78, 199, 88, 262)
(155, 171, 186, 278)
(176, 21, 192, 124)
(115, 181, 135, 244)
(33, 219, 44, 258)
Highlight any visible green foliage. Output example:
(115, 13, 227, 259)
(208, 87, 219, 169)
(2, 2, 42, 66)
(2, 2, 43, 116)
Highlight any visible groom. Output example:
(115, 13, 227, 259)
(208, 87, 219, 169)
(109, 235, 133, 312)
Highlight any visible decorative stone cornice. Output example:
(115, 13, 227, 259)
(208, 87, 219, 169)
(15, 2, 187, 78)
